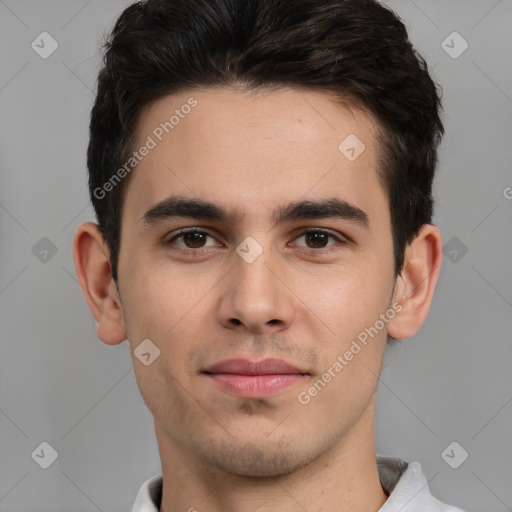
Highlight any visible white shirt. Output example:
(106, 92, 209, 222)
(131, 455, 466, 512)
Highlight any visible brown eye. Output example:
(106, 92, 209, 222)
(182, 231, 208, 248)
(167, 229, 217, 250)
(294, 229, 342, 250)
(304, 231, 330, 248)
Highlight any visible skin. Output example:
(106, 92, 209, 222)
(73, 87, 442, 512)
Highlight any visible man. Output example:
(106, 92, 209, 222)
(73, 0, 465, 510)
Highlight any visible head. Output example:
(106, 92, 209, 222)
(74, 0, 444, 477)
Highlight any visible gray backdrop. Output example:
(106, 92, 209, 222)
(1, 1, 511, 511)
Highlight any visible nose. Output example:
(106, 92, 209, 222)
(217, 247, 294, 334)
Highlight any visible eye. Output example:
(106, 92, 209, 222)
(165, 227, 346, 254)
(293, 228, 345, 250)
(166, 228, 219, 250)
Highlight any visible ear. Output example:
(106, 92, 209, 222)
(72, 222, 127, 345)
(388, 224, 443, 340)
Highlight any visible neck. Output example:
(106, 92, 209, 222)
(156, 398, 387, 512)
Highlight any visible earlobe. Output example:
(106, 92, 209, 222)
(387, 224, 443, 340)
(72, 222, 127, 345)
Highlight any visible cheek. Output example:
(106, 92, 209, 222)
(297, 270, 391, 406)
(122, 266, 207, 421)
(121, 257, 215, 336)
(293, 259, 393, 336)
(121, 261, 220, 397)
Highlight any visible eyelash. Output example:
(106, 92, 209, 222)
(165, 227, 347, 254)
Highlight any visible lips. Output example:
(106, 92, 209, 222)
(203, 358, 308, 398)
(204, 358, 306, 376)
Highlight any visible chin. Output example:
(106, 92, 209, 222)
(189, 437, 315, 477)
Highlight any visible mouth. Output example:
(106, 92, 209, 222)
(203, 358, 309, 398)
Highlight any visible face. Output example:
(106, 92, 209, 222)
(116, 87, 398, 476)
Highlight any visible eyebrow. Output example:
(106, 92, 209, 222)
(140, 195, 370, 229)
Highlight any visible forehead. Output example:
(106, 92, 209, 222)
(122, 86, 387, 229)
